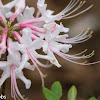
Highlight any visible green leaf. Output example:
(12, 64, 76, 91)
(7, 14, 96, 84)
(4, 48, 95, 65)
(88, 97, 98, 100)
(43, 87, 60, 100)
(51, 81, 62, 98)
(68, 85, 77, 100)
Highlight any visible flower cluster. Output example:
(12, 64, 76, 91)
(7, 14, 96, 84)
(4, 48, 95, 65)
(0, 0, 97, 99)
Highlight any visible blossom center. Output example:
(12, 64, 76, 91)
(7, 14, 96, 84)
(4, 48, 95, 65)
(0, 19, 20, 41)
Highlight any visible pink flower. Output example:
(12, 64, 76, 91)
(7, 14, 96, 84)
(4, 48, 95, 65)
(0, 0, 98, 99)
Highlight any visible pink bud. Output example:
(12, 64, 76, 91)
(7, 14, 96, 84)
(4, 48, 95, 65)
(13, 31, 21, 42)
(2, 28, 7, 44)
(0, 28, 8, 54)
(0, 35, 2, 41)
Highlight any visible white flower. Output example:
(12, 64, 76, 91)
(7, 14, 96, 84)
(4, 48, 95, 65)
(37, 0, 93, 23)
(13, 27, 52, 69)
(0, 38, 34, 99)
(42, 23, 72, 67)
(17, 6, 45, 27)
(17, 6, 35, 23)
(12, 27, 53, 86)
(42, 22, 96, 67)
(0, 0, 18, 18)
(0, 0, 98, 99)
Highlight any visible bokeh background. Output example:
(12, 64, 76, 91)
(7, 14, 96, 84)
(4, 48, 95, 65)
(1, 0, 100, 100)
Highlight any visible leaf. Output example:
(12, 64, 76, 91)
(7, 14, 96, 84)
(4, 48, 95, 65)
(68, 85, 77, 100)
(51, 81, 62, 98)
(43, 87, 60, 100)
(88, 97, 98, 100)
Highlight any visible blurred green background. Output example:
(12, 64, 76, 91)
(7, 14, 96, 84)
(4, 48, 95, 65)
(1, 0, 100, 100)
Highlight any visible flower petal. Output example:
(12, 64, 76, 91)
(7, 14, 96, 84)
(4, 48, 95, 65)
(16, 72, 31, 89)
(17, 6, 35, 23)
(21, 28, 32, 45)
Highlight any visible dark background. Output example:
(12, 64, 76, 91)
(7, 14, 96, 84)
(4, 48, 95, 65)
(1, 0, 100, 100)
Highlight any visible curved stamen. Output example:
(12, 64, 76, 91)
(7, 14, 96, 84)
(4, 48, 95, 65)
(63, 0, 86, 17)
(11, 64, 24, 100)
(49, 45, 100, 65)
(31, 56, 52, 68)
(26, 48, 47, 86)
(59, 0, 79, 15)
(73, 49, 87, 56)
(62, 50, 95, 59)
(61, 28, 93, 44)
(63, 4, 93, 19)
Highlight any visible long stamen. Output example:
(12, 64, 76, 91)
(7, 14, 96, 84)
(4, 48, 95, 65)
(49, 45, 100, 65)
(73, 49, 87, 56)
(11, 64, 24, 100)
(26, 48, 47, 86)
(11, 64, 20, 100)
(59, 0, 79, 15)
(63, 4, 93, 19)
(31, 55, 52, 68)
(61, 28, 93, 44)
(64, 50, 95, 59)
(63, 0, 80, 16)
(63, 0, 86, 17)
